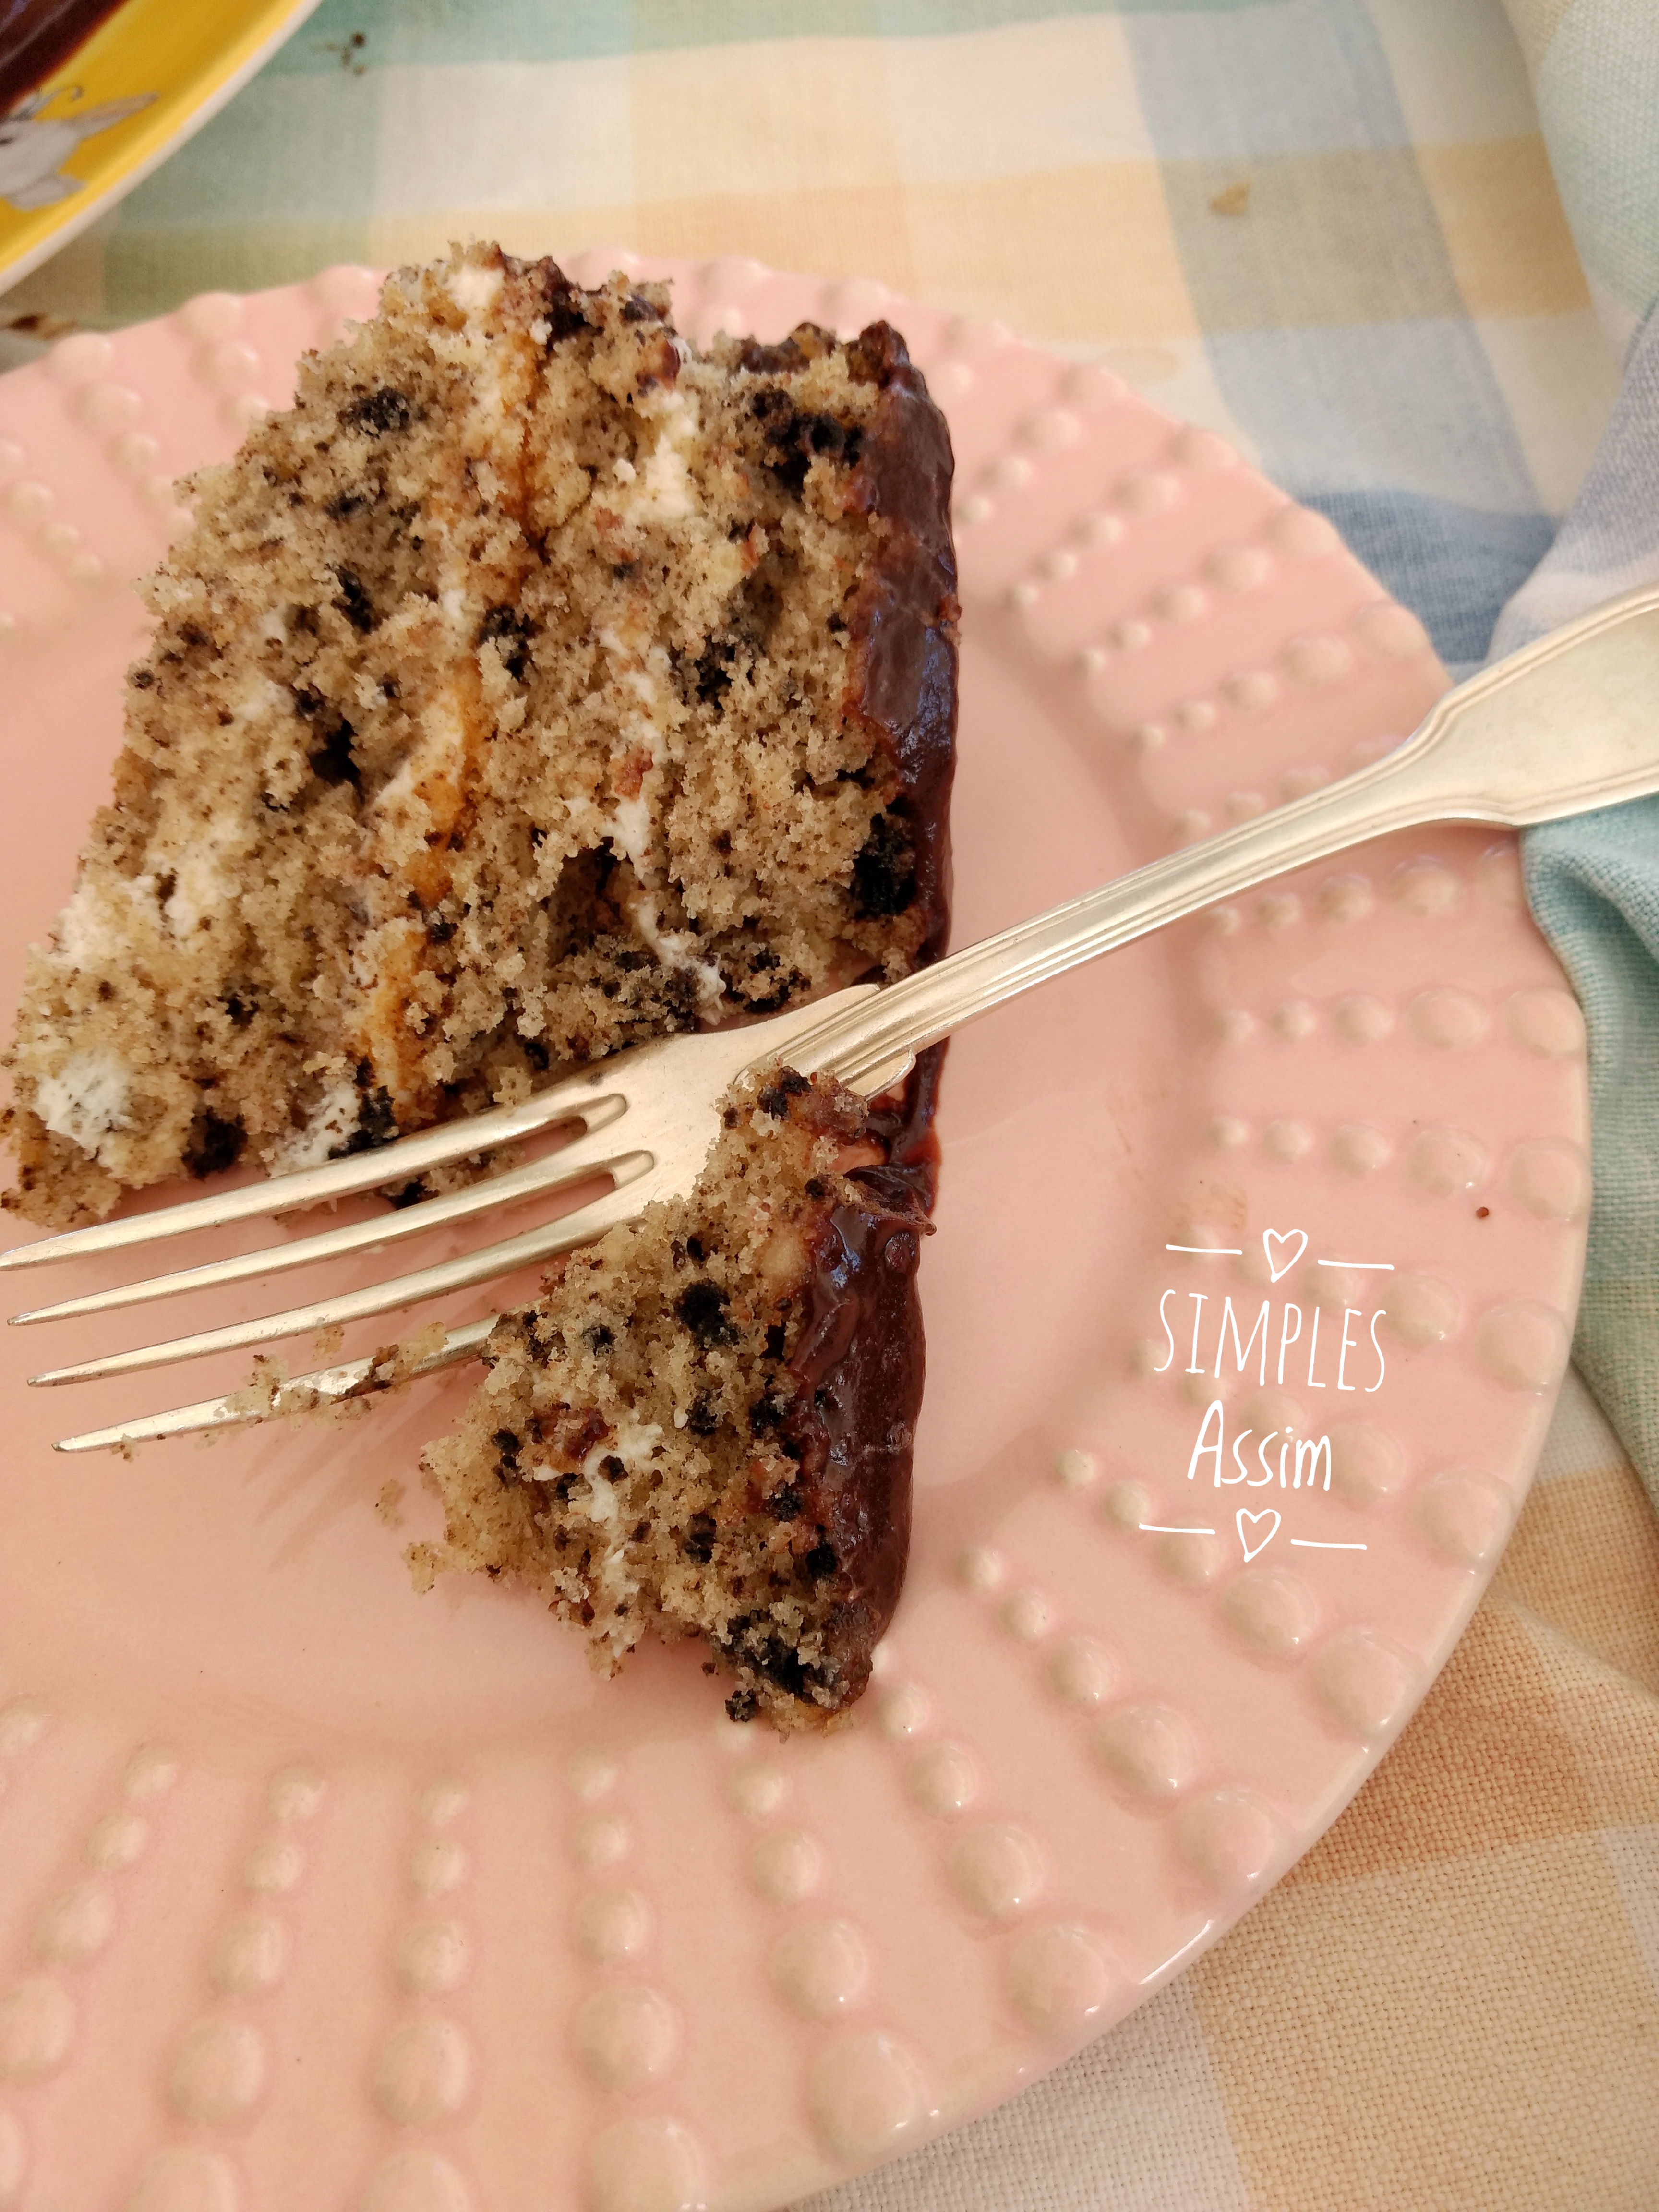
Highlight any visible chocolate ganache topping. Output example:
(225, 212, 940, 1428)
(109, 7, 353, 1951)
(844, 323, 960, 968)
(777, 1044, 946, 1702)
(738, 316, 960, 974)
(757, 328, 956, 1700)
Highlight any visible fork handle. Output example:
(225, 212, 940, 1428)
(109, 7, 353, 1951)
(796, 582, 1659, 1090)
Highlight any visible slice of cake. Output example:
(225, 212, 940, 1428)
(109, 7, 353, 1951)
(5, 242, 958, 1723)
(414, 1053, 942, 1729)
(5, 241, 957, 1227)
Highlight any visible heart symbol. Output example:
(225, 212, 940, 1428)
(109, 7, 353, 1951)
(1236, 1508, 1281, 1562)
(1263, 1227, 1308, 1284)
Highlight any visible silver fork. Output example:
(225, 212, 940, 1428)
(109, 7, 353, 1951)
(12, 580, 1659, 1454)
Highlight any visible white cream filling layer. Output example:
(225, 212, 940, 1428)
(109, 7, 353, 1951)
(611, 390, 701, 523)
(35, 1048, 133, 1157)
(50, 878, 128, 968)
(270, 1081, 362, 1172)
(599, 803, 726, 1013)
(557, 1423, 668, 1543)
(446, 260, 504, 313)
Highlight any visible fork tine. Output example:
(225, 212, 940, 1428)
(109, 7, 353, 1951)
(52, 1315, 497, 1454)
(0, 1073, 628, 1274)
(28, 1158, 657, 1387)
(10, 1111, 647, 1328)
(1, 982, 886, 1281)
(24, 979, 892, 1427)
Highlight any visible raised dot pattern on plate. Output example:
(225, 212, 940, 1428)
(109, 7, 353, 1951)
(1176, 1788, 1286, 1893)
(373, 1781, 473, 2133)
(587, 2116, 704, 2212)
(1094, 1706, 1196, 1802)
(810, 2032, 927, 2164)
(1006, 1923, 1120, 2039)
(1310, 1628, 1419, 1740)
(910, 1743, 979, 1818)
(0, 1736, 177, 2101)
(1016, 404, 1439, 874)
(1047, 1635, 1116, 1709)
(863, 1583, 1139, 2115)
(772, 1919, 869, 2021)
(720, 1684, 915, 2170)
(359, 2147, 474, 2212)
(125, 2144, 241, 2212)
(1476, 1301, 1569, 1393)
(1221, 1568, 1319, 1661)
(564, 1744, 708, 2202)
(953, 1429, 1305, 1926)
(1506, 1138, 1589, 1222)
(1327, 1422, 1406, 1505)
(1415, 1470, 1514, 1566)
(162, 1764, 320, 2138)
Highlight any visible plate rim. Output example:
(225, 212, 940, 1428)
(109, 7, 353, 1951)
(0, 254, 1590, 2210)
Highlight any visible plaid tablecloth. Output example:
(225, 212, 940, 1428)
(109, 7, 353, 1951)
(7, 2, 1659, 2206)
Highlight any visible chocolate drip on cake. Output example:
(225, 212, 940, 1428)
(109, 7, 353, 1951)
(844, 330, 959, 966)
(764, 1047, 945, 1704)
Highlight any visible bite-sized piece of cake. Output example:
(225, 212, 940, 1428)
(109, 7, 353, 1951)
(5, 241, 957, 1227)
(412, 1052, 943, 1730)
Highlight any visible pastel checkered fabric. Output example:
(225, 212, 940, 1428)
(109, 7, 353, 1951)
(8, 2, 1659, 2207)
(4, 0, 1621, 678)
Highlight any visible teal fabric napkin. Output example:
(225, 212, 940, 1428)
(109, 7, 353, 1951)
(1503, 311, 1659, 1509)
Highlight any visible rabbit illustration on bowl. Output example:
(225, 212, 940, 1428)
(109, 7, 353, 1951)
(0, 88, 155, 212)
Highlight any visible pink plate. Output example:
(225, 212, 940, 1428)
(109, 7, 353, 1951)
(0, 259, 1586, 2212)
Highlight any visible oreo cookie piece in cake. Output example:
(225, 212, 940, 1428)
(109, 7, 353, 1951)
(5, 241, 957, 1227)
(412, 1054, 942, 1730)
